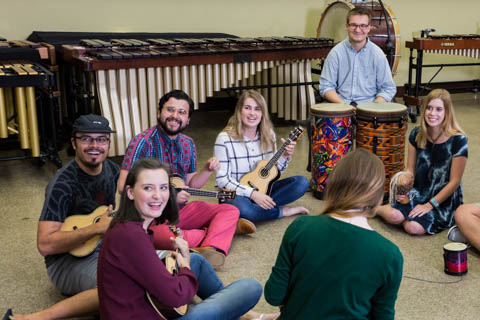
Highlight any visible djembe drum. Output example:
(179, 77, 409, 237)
(355, 102, 408, 195)
(310, 103, 355, 199)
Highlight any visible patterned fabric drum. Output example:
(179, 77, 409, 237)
(311, 103, 355, 199)
(356, 102, 408, 194)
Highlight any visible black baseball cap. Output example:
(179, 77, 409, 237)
(72, 114, 116, 135)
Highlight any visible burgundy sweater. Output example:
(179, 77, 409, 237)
(98, 221, 198, 319)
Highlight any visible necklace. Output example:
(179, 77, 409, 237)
(428, 129, 443, 181)
(329, 214, 373, 230)
(429, 130, 443, 145)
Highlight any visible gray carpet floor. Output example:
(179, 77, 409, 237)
(1, 93, 479, 319)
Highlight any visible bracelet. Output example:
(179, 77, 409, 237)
(429, 198, 439, 210)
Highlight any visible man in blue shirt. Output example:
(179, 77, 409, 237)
(319, 7, 396, 105)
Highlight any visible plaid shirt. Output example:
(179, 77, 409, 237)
(214, 131, 289, 198)
(121, 125, 196, 181)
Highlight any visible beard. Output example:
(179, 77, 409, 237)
(79, 147, 105, 169)
(158, 116, 187, 136)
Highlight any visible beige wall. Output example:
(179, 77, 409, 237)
(1, 0, 480, 87)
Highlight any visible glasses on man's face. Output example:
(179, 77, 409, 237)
(347, 23, 370, 31)
(165, 106, 188, 116)
(75, 135, 110, 145)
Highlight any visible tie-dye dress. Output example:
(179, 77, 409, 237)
(393, 127, 468, 234)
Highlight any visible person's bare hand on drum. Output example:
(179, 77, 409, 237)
(408, 203, 433, 218)
(251, 191, 276, 210)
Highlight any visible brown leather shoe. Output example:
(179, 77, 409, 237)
(235, 218, 256, 235)
(190, 247, 225, 269)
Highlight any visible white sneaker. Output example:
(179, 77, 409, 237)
(447, 225, 469, 244)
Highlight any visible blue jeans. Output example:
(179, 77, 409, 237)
(225, 175, 309, 222)
(181, 254, 262, 320)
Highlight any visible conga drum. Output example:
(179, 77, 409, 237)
(317, 0, 401, 75)
(355, 102, 408, 195)
(311, 103, 355, 199)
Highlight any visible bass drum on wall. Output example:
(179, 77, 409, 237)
(317, 0, 401, 76)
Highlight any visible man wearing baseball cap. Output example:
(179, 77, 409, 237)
(7, 114, 119, 319)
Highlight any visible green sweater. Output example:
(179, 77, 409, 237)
(265, 215, 403, 320)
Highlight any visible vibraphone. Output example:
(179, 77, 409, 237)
(60, 36, 334, 156)
(0, 39, 60, 165)
(404, 33, 480, 119)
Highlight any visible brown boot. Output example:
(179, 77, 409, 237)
(191, 247, 225, 269)
(235, 218, 256, 235)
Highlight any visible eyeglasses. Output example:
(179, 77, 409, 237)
(165, 106, 188, 116)
(347, 23, 370, 31)
(74, 136, 110, 145)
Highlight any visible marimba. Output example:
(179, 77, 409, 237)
(59, 36, 334, 156)
(404, 34, 480, 119)
(0, 39, 60, 165)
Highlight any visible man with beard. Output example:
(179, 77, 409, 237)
(319, 7, 396, 105)
(118, 90, 255, 268)
(6, 114, 119, 319)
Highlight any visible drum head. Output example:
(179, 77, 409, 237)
(444, 242, 468, 251)
(311, 103, 355, 117)
(317, 1, 352, 44)
(357, 102, 407, 117)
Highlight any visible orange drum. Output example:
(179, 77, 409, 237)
(310, 103, 355, 199)
(317, 0, 401, 75)
(355, 102, 408, 194)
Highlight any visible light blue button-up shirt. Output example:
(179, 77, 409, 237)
(319, 38, 396, 104)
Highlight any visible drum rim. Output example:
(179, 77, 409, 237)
(310, 105, 355, 116)
(444, 242, 468, 251)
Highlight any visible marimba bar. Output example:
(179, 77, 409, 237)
(61, 36, 334, 157)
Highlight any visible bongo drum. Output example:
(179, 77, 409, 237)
(355, 102, 407, 194)
(317, 1, 401, 75)
(310, 103, 355, 199)
(443, 242, 468, 276)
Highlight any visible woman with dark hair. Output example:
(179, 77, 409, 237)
(97, 158, 268, 319)
(265, 149, 403, 319)
(378, 89, 468, 235)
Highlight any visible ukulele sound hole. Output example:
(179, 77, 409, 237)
(260, 168, 268, 177)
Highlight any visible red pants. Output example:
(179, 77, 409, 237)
(150, 201, 239, 255)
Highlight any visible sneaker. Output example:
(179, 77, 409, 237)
(447, 225, 468, 244)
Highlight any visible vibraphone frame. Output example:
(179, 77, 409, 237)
(0, 61, 61, 166)
(404, 35, 480, 121)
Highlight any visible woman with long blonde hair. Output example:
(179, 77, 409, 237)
(265, 149, 403, 319)
(214, 90, 309, 222)
(377, 89, 468, 235)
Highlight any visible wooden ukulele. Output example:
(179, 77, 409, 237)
(170, 174, 235, 201)
(146, 225, 188, 319)
(60, 205, 115, 257)
(239, 126, 304, 195)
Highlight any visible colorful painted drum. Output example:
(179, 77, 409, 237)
(356, 102, 408, 194)
(310, 103, 355, 199)
(443, 242, 468, 276)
